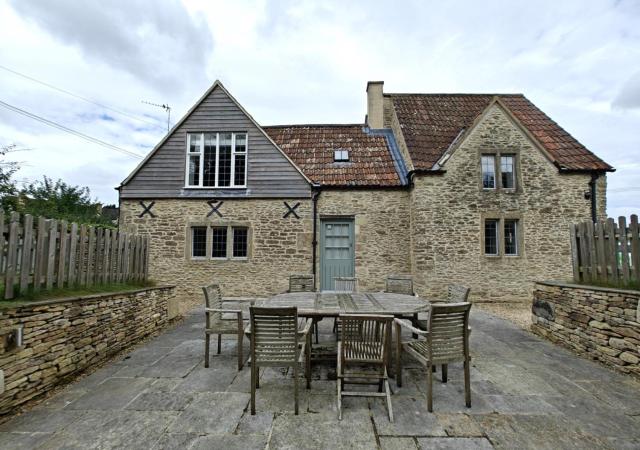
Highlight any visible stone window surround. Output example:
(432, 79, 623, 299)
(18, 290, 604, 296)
(480, 212, 524, 258)
(477, 148, 522, 193)
(186, 220, 252, 262)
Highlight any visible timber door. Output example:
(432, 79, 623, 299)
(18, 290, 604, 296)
(320, 219, 355, 291)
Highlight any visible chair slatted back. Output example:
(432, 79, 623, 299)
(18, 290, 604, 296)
(340, 314, 392, 364)
(203, 284, 224, 329)
(427, 302, 471, 364)
(334, 277, 358, 292)
(447, 284, 470, 303)
(385, 275, 414, 295)
(250, 307, 299, 365)
(289, 274, 314, 292)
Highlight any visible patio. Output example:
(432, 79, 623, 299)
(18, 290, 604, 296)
(1, 306, 639, 450)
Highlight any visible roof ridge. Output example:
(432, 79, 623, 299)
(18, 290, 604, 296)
(263, 123, 365, 128)
(386, 93, 524, 97)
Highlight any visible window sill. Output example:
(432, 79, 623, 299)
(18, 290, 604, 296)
(183, 186, 247, 190)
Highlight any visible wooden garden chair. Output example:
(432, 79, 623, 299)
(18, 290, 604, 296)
(394, 302, 472, 412)
(446, 284, 470, 303)
(203, 283, 251, 370)
(334, 276, 358, 292)
(249, 306, 313, 415)
(288, 274, 319, 344)
(333, 277, 358, 336)
(385, 274, 415, 296)
(337, 314, 394, 421)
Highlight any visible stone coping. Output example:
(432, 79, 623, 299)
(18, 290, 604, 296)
(536, 280, 640, 296)
(0, 285, 176, 311)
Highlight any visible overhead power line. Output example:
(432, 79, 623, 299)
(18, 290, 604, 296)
(0, 64, 165, 130)
(0, 99, 144, 159)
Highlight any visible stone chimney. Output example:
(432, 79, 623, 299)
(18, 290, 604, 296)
(366, 81, 384, 129)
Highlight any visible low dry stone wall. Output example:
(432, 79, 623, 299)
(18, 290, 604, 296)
(0, 286, 174, 415)
(532, 281, 640, 378)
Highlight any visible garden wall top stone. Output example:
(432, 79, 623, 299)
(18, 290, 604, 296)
(0, 285, 176, 311)
(536, 280, 640, 297)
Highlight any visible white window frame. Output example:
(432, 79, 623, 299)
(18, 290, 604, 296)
(185, 132, 248, 188)
(481, 154, 496, 190)
(334, 149, 349, 162)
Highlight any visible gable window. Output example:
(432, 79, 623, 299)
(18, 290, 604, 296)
(501, 155, 515, 189)
(484, 219, 499, 255)
(191, 226, 207, 258)
(481, 155, 496, 189)
(504, 219, 519, 255)
(186, 132, 247, 188)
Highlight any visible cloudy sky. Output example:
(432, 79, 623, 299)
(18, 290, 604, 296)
(0, 0, 638, 217)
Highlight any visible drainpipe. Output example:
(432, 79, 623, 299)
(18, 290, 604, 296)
(588, 172, 599, 223)
(311, 185, 321, 290)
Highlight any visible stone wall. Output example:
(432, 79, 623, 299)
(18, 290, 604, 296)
(0, 286, 174, 415)
(532, 281, 639, 378)
(120, 199, 314, 316)
(409, 104, 603, 302)
(120, 191, 412, 314)
(317, 189, 411, 292)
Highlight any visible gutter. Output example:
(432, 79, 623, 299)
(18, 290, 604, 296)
(311, 185, 321, 290)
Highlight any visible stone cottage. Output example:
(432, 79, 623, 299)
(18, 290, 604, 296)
(118, 81, 613, 316)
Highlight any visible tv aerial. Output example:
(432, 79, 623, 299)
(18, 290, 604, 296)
(142, 100, 171, 133)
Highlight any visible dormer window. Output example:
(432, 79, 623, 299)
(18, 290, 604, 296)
(334, 149, 349, 162)
(186, 132, 247, 188)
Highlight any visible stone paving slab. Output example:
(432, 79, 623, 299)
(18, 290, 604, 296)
(1, 308, 639, 449)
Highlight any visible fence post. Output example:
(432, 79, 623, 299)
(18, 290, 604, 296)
(103, 228, 111, 285)
(68, 223, 78, 286)
(57, 220, 68, 289)
(618, 216, 630, 284)
(630, 215, 640, 282)
(45, 219, 58, 290)
(86, 226, 95, 287)
(4, 212, 20, 299)
(606, 218, 619, 281)
(19, 214, 34, 294)
(595, 221, 607, 282)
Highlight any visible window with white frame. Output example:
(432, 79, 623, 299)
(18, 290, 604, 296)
(500, 155, 516, 189)
(481, 155, 496, 189)
(186, 132, 247, 187)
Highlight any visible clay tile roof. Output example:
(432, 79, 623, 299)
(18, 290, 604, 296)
(389, 94, 613, 172)
(264, 125, 403, 187)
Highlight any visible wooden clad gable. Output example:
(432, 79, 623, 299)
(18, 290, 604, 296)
(119, 82, 312, 199)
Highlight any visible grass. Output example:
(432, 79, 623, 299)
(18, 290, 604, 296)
(0, 280, 156, 308)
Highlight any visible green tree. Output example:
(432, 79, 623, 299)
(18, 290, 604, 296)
(19, 176, 114, 227)
(0, 144, 20, 214)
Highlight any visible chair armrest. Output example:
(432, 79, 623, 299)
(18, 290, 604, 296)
(297, 318, 313, 337)
(205, 307, 242, 314)
(393, 318, 429, 336)
(222, 298, 258, 304)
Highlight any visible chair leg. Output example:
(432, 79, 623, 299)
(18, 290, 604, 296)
(314, 320, 319, 344)
(306, 334, 312, 389)
(384, 367, 394, 422)
(293, 363, 299, 415)
(204, 333, 210, 368)
(442, 364, 448, 383)
(250, 362, 256, 415)
(337, 342, 343, 420)
(464, 359, 471, 408)
(237, 333, 243, 371)
(395, 322, 402, 387)
(217, 334, 222, 354)
(256, 367, 260, 389)
(426, 362, 433, 412)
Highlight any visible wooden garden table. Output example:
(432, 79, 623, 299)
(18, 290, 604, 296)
(257, 291, 430, 318)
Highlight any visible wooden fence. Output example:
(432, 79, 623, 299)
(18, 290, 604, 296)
(570, 215, 640, 285)
(1, 212, 149, 300)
